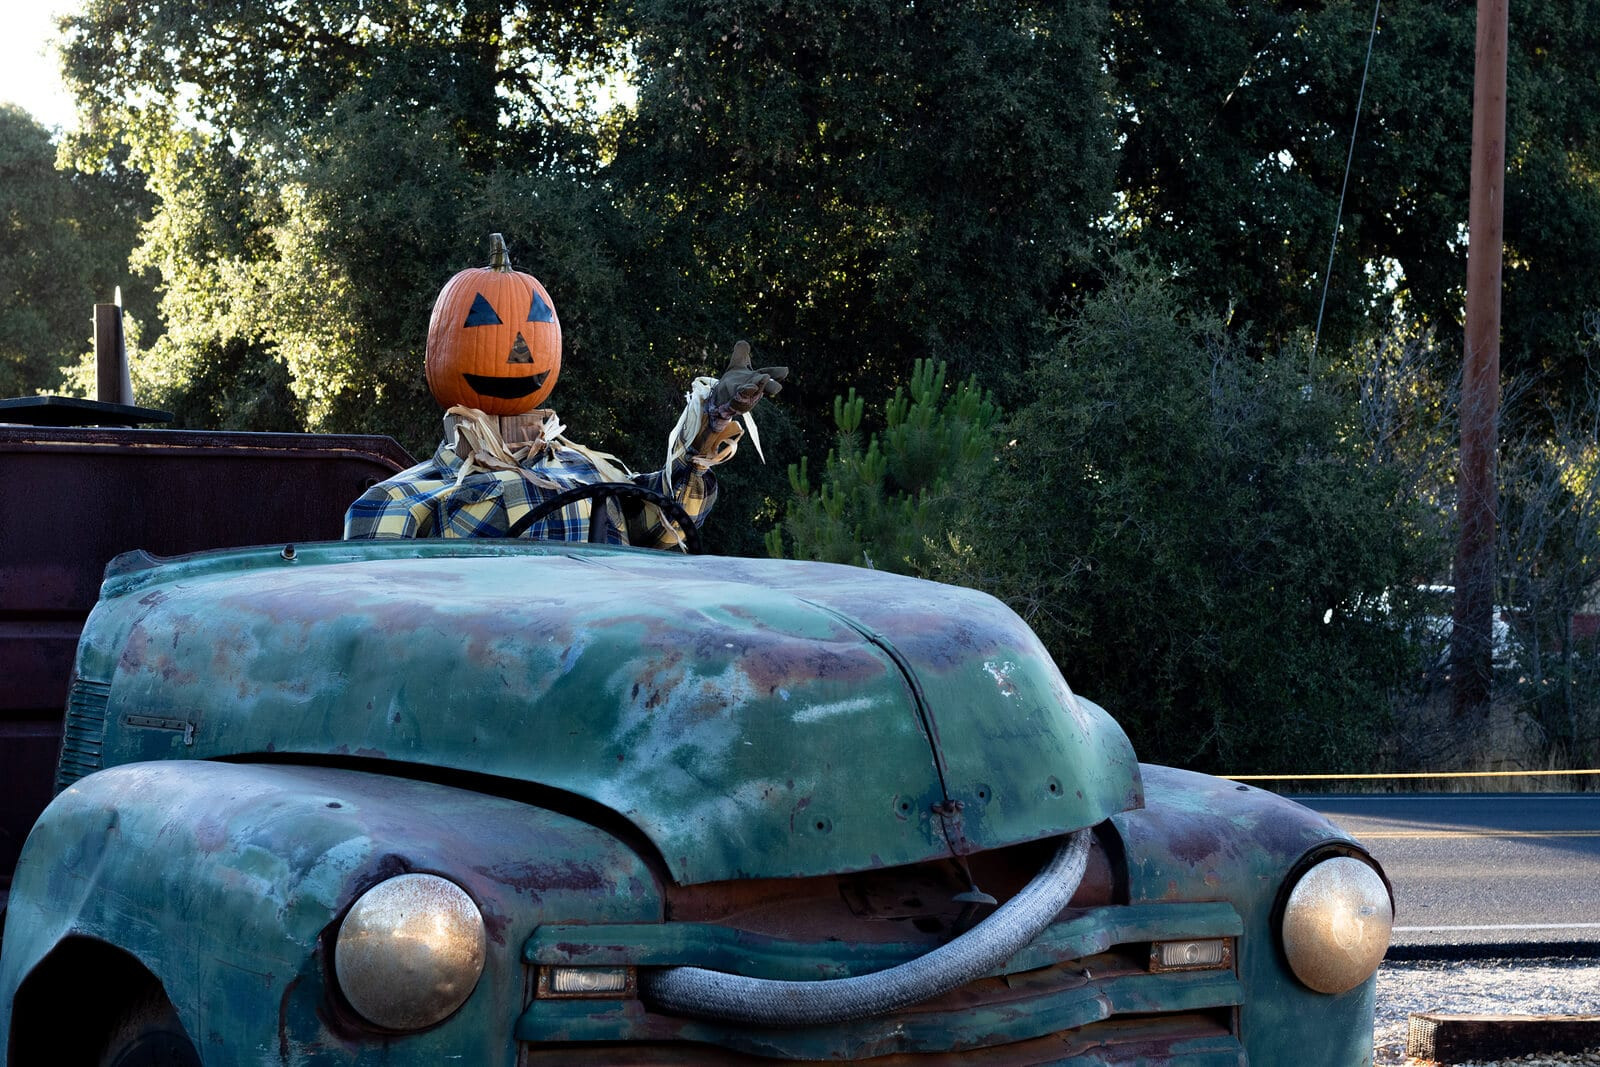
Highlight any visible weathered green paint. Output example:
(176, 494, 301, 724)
(518, 966, 1244, 1058)
(525, 900, 1242, 973)
(0, 761, 659, 1065)
(71, 539, 1140, 884)
(1115, 765, 1385, 1067)
(518, 901, 1247, 1057)
(0, 535, 1388, 1064)
(502, 767, 1385, 1064)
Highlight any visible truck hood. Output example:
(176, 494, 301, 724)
(71, 541, 1142, 884)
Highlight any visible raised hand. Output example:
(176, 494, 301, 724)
(711, 340, 788, 416)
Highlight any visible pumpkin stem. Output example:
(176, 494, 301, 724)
(488, 232, 511, 272)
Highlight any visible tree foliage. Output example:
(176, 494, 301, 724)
(1496, 379, 1600, 764)
(43, 0, 1115, 545)
(930, 263, 1434, 772)
(1107, 0, 1600, 409)
(23, 0, 1600, 436)
(766, 359, 998, 573)
(44, 0, 1117, 452)
(54, 0, 643, 453)
(613, 0, 1114, 414)
(12, 0, 1600, 771)
(0, 105, 151, 397)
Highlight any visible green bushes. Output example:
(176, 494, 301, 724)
(764, 359, 998, 575)
(772, 264, 1435, 773)
(1496, 392, 1600, 768)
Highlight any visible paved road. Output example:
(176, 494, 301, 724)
(1295, 793, 1600, 951)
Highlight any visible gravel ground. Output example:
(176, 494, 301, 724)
(1375, 957, 1600, 1066)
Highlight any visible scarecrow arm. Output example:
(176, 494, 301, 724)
(693, 341, 788, 461)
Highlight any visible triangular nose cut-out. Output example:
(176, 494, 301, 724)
(508, 333, 533, 363)
(464, 293, 502, 327)
(528, 290, 555, 323)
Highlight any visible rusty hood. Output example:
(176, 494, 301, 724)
(71, 540, 1142, 884)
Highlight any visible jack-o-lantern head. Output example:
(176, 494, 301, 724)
(424, 233, 561, 415)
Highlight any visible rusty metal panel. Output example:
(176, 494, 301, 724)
(518, 970, 1244, 1061)
(1113, 765, 1382, 1067)
(0, 426, 412, 619)
(0, 761, 660, 1064)
(0, 425, 1387, 1063)
(511, 1015, 1247, 1065)
(512, 893, 1245, 1059)
(69, 540, 1143, 885)
(524, 900, 1241, 973)
(591, 552, 1148, 854)
(0, 425, 413, 886)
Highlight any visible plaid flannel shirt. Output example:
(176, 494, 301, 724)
(343, 435, 716, 548)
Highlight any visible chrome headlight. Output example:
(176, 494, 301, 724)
(335, 873, 487, 1030)
(1280, 855, 1393, 994)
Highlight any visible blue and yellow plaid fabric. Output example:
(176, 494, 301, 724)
(343, 435, 716, 548)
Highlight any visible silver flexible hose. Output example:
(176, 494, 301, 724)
(640, 828, 1092, 1026)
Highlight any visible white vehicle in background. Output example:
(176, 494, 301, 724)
(1413, 584, 1519, 669)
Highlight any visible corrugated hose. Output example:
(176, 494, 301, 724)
(640, 828, 1092, 1026)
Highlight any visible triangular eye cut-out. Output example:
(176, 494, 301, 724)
(528, 291, 555, 323)
(464, 293, 502, 327)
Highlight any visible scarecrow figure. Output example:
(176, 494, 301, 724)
(344, 234, 785, 548)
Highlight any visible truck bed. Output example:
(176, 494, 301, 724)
(0, 422, 412, 889)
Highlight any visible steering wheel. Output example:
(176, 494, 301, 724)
(501, 481, 703, 554)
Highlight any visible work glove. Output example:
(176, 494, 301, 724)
(710, 340, 788, 417)
(690, 340, 787, 467)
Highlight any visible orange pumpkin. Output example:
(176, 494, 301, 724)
(424, 233, 561, 415)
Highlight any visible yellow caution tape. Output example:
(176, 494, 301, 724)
(1226, 768, 1600, 782)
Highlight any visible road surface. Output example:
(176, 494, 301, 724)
(1296, 793, 1600, 951)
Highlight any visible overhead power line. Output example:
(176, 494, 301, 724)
(1312, 0, 1383, 359)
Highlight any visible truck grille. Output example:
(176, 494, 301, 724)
(517, 902, 1245, 1063)
(517, 1013, 1241, 1065)
(56, 677, 111, 789)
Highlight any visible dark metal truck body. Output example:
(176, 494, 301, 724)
(0, 417, 1390, 1065)
(0, 419, 412, 888)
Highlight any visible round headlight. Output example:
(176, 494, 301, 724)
(1280, 856, 1393, 994)
(335, 873, 487, 1030)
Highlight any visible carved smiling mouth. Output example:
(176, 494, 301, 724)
(462, 370, 550, 400)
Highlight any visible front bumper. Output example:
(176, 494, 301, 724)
(519, 901, 1246, 1063)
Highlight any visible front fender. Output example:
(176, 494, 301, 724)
(0, 761, 662, 1065)
(1115, 764, 1384, 1067)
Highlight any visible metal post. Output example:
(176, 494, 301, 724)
(1452, 0, 1508, 723)
(93, 302, 132, 407)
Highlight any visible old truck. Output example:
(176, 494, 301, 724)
(0, 394, 1392, 1065)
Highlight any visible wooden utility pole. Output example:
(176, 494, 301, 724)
(1453, 0, 1508, 722)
